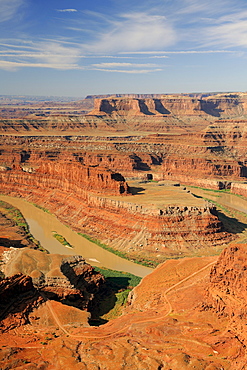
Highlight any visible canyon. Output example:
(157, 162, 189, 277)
(1, 93, 247, 368)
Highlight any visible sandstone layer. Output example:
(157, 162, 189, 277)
(1, 243, 247, 369)
(3, 248, 105, 311)
(0, 144, 232, 262)
(1, 93, 247, 135)
(1, 93, 247, 368)
(0, 125, 245, 261)
(90, 93, 247, 118)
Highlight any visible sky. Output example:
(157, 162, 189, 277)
(1, 0, 247, 97)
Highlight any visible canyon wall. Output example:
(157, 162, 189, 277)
(3, 248, 105, 311)
(230, 182, 247, 197)
(0, 146, 232, 263)
(90, 93, 247, 118)
(1, 100, 247, 261)
(200, 243, 247, 368)
(1, 93, 247, 134)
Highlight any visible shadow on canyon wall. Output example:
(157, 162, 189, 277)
(61, 261, 134, 326)
(88, 275, 133, 326)
(0, 237, 26, 248)
(192, 193, 247, 234)
(217, 210, 247, 234)
(128, 186, 145, 195)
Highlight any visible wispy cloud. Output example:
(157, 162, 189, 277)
(1, 0, 246, 75)
(85, 12, 176, 53)
(0, 40, 83, 70)
(56, 9, 78, 13)
(205, 11, 247, 48)
(178, 0, 231, 16)
(93, 68, 162, 74)
(120, 50, 235, 55)
(0, 0, 24, 23)
(150, 55, 168, 59)
(92, 62, 158, 68)
(0, 60, 83, 71)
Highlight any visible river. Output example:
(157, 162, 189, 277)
(188, 188, 247, 214)
(0, 195, 153, 278)
(2, 190, 245, 278)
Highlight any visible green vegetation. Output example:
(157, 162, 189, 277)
(203, 198, 234, 216)
(94, 266, 142, 288)
(193, 195, 247, 236)
(188, 185, 231, 194)
(32, 203, 51, 213)
(0, 200, 46, 252)
(90, 267, 141, 325)
(0, 200, 28, 231)
(52, 232, 73, 248)
(78, 232, 158, 268)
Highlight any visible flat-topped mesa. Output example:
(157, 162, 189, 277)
(88, 93, 247, 118)
(89, 96, 205, 117)
(0, 152, 129, 196)
(83, 195, 231, 260)
(202, 93, 247, 117)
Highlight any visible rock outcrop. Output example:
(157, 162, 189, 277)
(0, 273, 39, 331)
(3, 248, 105, 310)
(1, 93, 247, 134)
(230, 182, 247, 197)
(197, 243, 247, 368)
(89, 93, 247, 118)
(0, 134, 237, 261)
(2, 249, 246, 369)
(0, 159, 232, 262)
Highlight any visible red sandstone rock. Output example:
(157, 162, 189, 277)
(4, 249, 105, 311)
(89, 93, 247, 119)
(1, 246, 247, 368)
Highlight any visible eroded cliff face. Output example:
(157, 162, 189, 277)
(207, 244, 247, 323)
(1, 93, 247, 135)
(0, 149, 129, 196)
(90, 93, 247, 118)
(0, 273, 40, 331)
(2, 249, 247, 369)
(197, 243, 247, 368)
(0, 148, 233, 262)
(0, 248, 105, 333)
(1, 126, 247, 184)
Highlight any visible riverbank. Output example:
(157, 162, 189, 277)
(188, 186, 247, 242)
(0, 195, 153, 278)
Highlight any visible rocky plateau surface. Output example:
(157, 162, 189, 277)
(1, 93, 247, 134)
(0, 247, 105, 333)
(0, 144, 233, 262)
(1, 243, 247, 369)
(1, 93, 247, 368)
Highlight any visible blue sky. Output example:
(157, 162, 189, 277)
(1, 0, 247, 97)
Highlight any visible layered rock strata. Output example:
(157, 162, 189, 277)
(0, 170, 231, 262)
(1, 123, 247, 184)
(89, 93, 247, 118)
(230, 182, 247, 197)
(0, 273, 40, 331)
(3, 248, 105, 310)
(199, 243, 247, 368)
(2, 244, 247, 368)
(1, 93, 247, 134)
